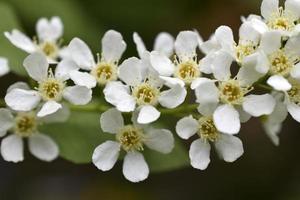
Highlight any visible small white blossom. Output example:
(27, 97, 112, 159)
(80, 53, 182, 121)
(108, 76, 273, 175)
(0, 57, 9, 76)
(4, 53, 92, 117)
(92, 108, 174, 182)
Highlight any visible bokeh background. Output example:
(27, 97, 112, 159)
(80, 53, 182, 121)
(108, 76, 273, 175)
(0, 0, 300, 199)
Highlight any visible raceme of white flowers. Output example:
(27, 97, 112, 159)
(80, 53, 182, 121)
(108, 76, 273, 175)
(1, 0, 300, 182)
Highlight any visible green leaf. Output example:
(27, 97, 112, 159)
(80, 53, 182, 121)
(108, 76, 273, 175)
(0, 2, 27, 76)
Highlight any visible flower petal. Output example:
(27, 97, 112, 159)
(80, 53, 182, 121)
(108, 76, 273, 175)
(243, 94, 276, 117)
(118, 57, 144, 86)
(213, 104, 241, 135)
(260, 31, 281, 54)
(100, 108, 124, 134)
(0, 108, 14, 133)
(122, 151, 149, 183)
(192, 78, 219, 105)
(212, 50, 233, 81)
(7, 82, 30, 93)
(55, 59, 80, 81)
(23, 52, 49, 82)
(215, 26, 235, 56)
(144, 129, 174, 154)
(174, 31, 198, 58)
(28, 134, 59, 161)
(69, 71, 97, 89)
(287, 102, 300, 122)
(267, 75, 292, 91)
(1, 135, 24, 163)
(63, 86, 92, 105)
(92, 141, 121, 171)
(133, 32, 147, 58)
(102, 30, 126, 62)
(36, 16, 63, 41)
(153, 32, 174, 57)
(0, 57, 9, 76)
(285, 0, 300, 20)
(159, 84, 187, 108)
(189, 139, 211, 170)
(291, 63, 300, 80)
(176, 115, 198, 139)
(215, 134, 244, 162)
(284, 33, 300, 58)
(261, 0, 279, 20)
(150, 51, 174, 76)
(37, 101, 62, 117)
(137, 105, 160, 124)
(5, 88, 41, 111)
(4, 30, 35, 53)
(39, 103, 70, 123)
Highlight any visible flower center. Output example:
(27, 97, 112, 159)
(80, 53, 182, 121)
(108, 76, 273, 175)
(198, 117, 219, 142)
(40, 42, 59, 59)
(269, 50, 293, 76)
(219, 79, 251, 105)
(287, 79, 300, 105)
(14, 112, 37, 137)
(91, 62, 117, 85)
(132, 82, 160, 106)
(267, 8, 295, 31)
(175, 60, 200, 84)
(116, 125, 145, 152)
(235, 41, 257, 62)
(38, 76, 65, 101)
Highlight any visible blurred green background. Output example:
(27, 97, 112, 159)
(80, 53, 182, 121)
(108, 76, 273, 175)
(1, 0, 300, 199)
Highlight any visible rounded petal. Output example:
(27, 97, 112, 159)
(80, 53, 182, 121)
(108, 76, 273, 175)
(284, 33, 300, 58)
(69, 71, 97, 89)
(174, 31, 198, 58)
(0, 108, 14, 133)
(63, 86, 92, 105)
(243, 94, 276, 117)
(159, 76, 185, 88)
(0, 57, 9, 76)
(133, 32, 147, 58)
(236, 106, 252, 123)
(23, 52, 49, 82)
(153, 32, 174, 57)
(215, 26, 235, 56)
(5, 88, 41, 111)
(261, 0, 279, 20)
(260, 31, 281, 54)
(36, 16, 63, 41)
(189, 139, 211, 170)
(176, 115, 198, 139)
(92, 141, 121, 171)
(68, 38, 95, 70)
(102, 30, 126, 62)
(28, 134, 59, 161)
(7, 82, 30, 93)
(150, 51, 174, 76)
(263, 121, 281, 146)
(122, 151, 149, 183)
(159, 85, 187, 108)
(118, 57, 144, 86)
(100, 108, 124, 134)
(267, 75, 292, 91)
(192, 78, 219, 105)
(4, 30, 35, 53)
(213, 104, 241, 135)
(291, 62, 300, 80)
(287, 102, 300, 122)
(39, 103, 70, 123)
(137, 105, 160, 124)
(37, 101, 62, 117)
(215, 134, 244, 162)
(1, 135, 24, 163)
(197, 103, 218, 117)
(144, 129, 174, 154)
(212, 50, 233, 81)
(285, 0, 300, 20)
(55, 59, 80, 81)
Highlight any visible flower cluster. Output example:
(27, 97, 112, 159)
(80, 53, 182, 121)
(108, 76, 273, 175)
(1, 0, 300, 182)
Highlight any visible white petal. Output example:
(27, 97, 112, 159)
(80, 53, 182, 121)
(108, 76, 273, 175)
(118, 57, 144, 86)
(103, 81, 136, 112)
(4, 30, 35, 53)
(69, 71, 96, 89)
(150, 51, 174, 76)
(192, 78, 219, 105)
(153, 32, 174, 57)
(36, 16, 63, 41)
(215, 134, 244, 162)
(200, 36, 221, 55)
(102, 30, 126, 62)
(144, 129, 174, 154)
(0, 108, 14, 133)
(287, 102, 300, 122)
(243, 94, 276, 117)
(159, 76, 185, 88)
(291, 63, 300, 80)
(68, 38, 95, 70)
(189, 139, 211, 170)
(7, 82, 30, 93)
(5, 88, 41, 111)
(39, 103, 70, 123)
(176, 116, 198, 139)
(263, 122, 281, 146)
(100, 108, 124, 134)
(285, 0, 300, 20)
(92, 141, 121, 171)
(37, 101, 62, 117)
(0, 57, 9, 76)
(174, 31, 198, 58)
(236, 106, 252, 123)
(213, 104, 241, 135)
(1, 135, 24, 163)
(199, 53, 214, 74)
(133, 32, 147, 58)
(267, 75, 292, 91)
(123, 151, 149, 182)
(284, 33, 300, 57)
(215, 26, 235, 56)
(239, 20, 261, 44)
(212, 50, 233, 81)
(23, 52, 49, 82)
(268, 100, 288, 124)
(28, 134, 59, 161)
(63, 86, 92, 105)
(137, 105, 160, 124)
(260, 31, 281, 54)
(261, 0, 279, 20)
(159, 85, 187, 108)
(55, 59, 80, 81)
(197, 103, 218, 116)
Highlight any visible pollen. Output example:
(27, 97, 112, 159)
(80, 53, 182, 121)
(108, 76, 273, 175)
(38, 73, 65, 101)
(175, 59, 200, 84)
(269, 50, 293, 76)
(235, 41, 257, 62)
(116, 125, 145, 152)
(132, 82, 160, 106)
(14, 112, 37, 137)
(39, 42, 59, 59)
(91, 62, 117, 85)
(198, 117, 219, 142)
(287, 79, 300, 105)
(267, 8, 295, 31)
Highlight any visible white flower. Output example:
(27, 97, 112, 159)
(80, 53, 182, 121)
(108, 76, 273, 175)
(193, 50, 276, 134)
(67, 30, 126, 87)
(4, 16, 68, 63)
(92, 108, 174, 182)
(0, 57, 10, 76)
(4, 53, 92, 117)
(104, 57, 187, 124)
(176, 114, 244, 170)
(0, 107, 69, 162)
